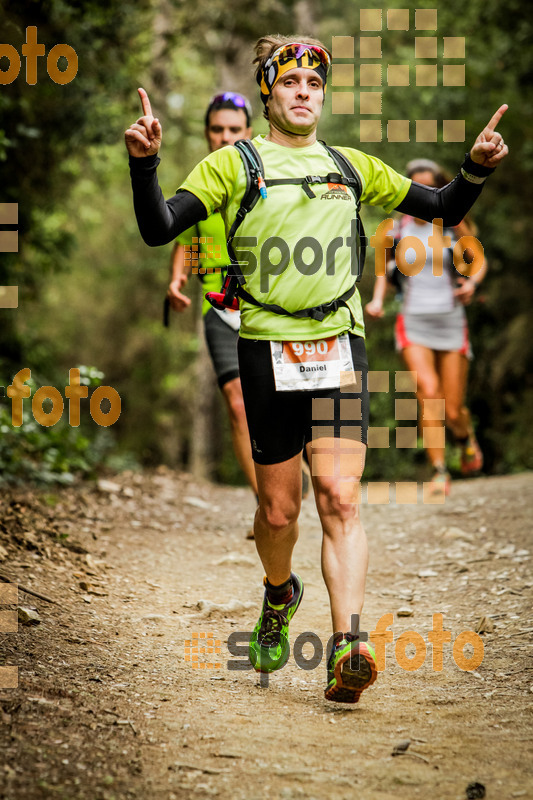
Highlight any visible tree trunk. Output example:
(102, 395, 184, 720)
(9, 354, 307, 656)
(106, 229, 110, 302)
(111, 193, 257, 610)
(190, 305, 218, 480)
(294, 0, 318, 34)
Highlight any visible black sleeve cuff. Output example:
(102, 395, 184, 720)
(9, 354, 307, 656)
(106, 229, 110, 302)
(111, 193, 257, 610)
(461, 153, 495, 177)
(129, 154, 161, 172)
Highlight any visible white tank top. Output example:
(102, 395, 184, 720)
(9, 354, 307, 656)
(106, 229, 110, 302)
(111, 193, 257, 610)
(394, 219, 457, 315)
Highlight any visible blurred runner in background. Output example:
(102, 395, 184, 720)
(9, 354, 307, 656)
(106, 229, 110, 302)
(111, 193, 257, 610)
(166, 93, 259, 514)
(366, 159, 486, 496)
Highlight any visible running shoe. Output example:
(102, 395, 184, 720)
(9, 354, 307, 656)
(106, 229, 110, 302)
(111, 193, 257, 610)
(460, 433, 483, 475)
(325, 634, 377, 703)
(249, 573, 304, 673)
(428, 466, 451, 497)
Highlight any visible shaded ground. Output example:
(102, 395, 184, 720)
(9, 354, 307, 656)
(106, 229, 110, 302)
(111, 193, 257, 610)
(1, 470, 532, 800)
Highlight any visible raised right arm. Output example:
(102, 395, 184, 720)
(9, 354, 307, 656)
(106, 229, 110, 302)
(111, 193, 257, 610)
(125, 88, 206, 246)
(129, 155, 206, 246)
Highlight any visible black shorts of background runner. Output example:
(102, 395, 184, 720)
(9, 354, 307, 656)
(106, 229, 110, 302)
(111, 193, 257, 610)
(204, 308, 240, 389)
(237, 334, 369, 465)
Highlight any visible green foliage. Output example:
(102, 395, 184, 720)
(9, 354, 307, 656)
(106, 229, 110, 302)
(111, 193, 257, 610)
(0, 0, 153, 354)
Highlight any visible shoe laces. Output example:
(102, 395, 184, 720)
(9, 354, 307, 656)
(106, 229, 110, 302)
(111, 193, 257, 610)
(328, 632, 359, 667)
(259, 606, 286, 646)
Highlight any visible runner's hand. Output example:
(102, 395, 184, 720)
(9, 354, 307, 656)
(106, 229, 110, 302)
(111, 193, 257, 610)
(470, 104, 509, 168)
(365, 298, 384, 319)
(125, 88, 162, 158)
(167, 277, 191, 312)
(454, 277, 476, 306)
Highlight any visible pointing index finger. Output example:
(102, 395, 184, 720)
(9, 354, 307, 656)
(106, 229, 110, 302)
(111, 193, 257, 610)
(138, 87, 153, 118)
(485, 103, 508, 132)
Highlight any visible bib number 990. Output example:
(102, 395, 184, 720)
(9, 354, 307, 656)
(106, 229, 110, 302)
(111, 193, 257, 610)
(290, 340, 329, 357)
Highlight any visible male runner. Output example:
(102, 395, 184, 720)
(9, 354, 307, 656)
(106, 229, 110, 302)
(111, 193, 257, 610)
(166, 93, 258, 501)
(125, 35, 508, 702)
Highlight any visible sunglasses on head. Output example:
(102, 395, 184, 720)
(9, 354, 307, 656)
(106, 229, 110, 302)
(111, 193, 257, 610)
(266, 42, 331, 70)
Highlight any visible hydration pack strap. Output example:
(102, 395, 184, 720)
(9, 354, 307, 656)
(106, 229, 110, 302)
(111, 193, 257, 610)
(210, 139, 364, 324)
(236, 283, 357, 329)
(265, 173, 362, 199)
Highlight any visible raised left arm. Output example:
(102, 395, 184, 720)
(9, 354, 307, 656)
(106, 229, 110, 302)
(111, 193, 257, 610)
(395, 105, 509, 226)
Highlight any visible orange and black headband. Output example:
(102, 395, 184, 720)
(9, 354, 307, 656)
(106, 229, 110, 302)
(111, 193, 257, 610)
(257, 43, 331, 106)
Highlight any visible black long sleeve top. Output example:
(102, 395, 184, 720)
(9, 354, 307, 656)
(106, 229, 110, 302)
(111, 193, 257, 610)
(129, 151, 494, 247)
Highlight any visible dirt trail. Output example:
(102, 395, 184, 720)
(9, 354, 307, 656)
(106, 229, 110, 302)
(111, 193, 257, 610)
(1, 471, 532, 800)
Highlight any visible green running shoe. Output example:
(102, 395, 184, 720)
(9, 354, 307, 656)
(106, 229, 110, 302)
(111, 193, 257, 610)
(325, 634, 377, 704)
(249, 573, 304, 673)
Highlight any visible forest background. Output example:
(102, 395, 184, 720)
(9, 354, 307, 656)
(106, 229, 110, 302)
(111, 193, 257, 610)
(0, 0, 531, 487)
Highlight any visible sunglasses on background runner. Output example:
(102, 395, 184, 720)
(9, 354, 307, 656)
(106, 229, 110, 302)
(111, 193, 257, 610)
(206, 92, 253, 123)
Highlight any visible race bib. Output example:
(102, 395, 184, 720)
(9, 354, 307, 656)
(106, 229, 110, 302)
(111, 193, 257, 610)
(270, 334, 354, 391)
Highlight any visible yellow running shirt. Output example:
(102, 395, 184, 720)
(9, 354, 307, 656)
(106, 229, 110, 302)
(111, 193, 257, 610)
(179, 135, 410, 340)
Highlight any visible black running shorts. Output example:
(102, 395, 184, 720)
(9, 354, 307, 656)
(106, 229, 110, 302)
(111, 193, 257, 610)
(203, 308, 240, 389)
(237, 334, 369, 465)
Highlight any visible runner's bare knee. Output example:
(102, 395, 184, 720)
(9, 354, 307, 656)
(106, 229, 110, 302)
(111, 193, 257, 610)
(315, 478, 361, 522)
(417, 378, 440, 400)
(258, 498, 300, 535)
